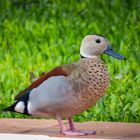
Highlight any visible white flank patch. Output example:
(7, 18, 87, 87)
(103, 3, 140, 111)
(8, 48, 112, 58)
(27, 101, 34, 114)
(14, 101, 25, 113)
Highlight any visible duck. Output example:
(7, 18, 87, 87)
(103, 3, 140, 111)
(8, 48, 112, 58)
(3, 34, 125, 136)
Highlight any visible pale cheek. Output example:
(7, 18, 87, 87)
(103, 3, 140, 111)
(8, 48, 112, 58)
(102, 43, 108, 51)
(92, 46, 102, 55)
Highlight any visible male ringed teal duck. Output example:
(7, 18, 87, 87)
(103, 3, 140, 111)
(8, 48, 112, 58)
(4, 35, 125, 136)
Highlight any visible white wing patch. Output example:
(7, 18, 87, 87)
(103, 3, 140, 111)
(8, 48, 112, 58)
(14, 101, 25, 113)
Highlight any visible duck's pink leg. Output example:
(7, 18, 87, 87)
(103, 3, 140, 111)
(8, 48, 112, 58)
(57, 116, 67, 133)
(68, 117, 96, 135)
(68, 117, 77, 131)
(56, 116, 87, 136)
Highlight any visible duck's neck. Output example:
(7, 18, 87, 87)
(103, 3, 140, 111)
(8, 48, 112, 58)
(80, 54, 98, 59)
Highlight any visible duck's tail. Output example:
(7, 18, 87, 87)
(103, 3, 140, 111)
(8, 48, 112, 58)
(3, 100, 30, 116)
(3, 102, 17, 112)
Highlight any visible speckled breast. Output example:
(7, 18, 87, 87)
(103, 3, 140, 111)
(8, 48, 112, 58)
(82, 58, 109, 99)
(68, 57, 109, 115)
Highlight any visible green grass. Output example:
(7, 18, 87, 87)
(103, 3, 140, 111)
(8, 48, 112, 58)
(0, 0, 140, 122)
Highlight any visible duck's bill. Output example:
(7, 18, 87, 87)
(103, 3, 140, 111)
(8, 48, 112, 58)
(103, 45, 125, 60)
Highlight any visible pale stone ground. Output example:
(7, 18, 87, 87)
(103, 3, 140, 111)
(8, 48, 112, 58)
(0, 133, 107, 140)
(0, 119, 140, 140)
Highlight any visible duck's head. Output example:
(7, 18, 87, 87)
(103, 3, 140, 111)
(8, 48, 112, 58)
(80, 35, 125, 60)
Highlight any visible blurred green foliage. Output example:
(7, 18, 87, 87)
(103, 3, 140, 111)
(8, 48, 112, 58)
(0, 0, 140, 122)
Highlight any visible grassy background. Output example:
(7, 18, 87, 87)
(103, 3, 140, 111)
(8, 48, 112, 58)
(0, 0, 140, 122)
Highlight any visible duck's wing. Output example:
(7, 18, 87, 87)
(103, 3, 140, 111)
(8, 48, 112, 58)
(15, 64, 76, 100)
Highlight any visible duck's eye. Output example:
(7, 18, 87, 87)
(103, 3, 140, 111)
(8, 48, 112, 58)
(95, 39, 101, 43)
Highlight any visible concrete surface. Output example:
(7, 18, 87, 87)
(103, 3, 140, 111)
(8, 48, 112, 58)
(0, 119, 140, 140)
